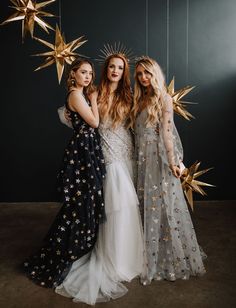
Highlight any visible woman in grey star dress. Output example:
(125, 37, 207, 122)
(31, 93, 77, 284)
(56, 53, 143, 305)
(130, 56, 206, 284)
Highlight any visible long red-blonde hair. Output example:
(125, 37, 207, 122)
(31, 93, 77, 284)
(98, 54, 132, 128)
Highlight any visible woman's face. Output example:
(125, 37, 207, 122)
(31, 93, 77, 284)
(136, 64, 152, 87)
(107, 57, 124, 83)
(72, 63, 93, 87)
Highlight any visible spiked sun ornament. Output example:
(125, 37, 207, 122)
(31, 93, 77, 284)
(33, 24, 87, 83)
(181, 161, 215, 211)
(167, 77, 196, 121)
(1, 0, 56, 41)
(96, 42, 135, 65)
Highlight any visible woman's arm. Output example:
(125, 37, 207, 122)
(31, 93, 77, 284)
(69, 91, 99, 128)
(162, 93, 181, 178)
(89, 91, 99, 127)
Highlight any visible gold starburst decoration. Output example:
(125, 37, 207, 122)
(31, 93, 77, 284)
(33, 24, 87, 83)
(1, 0, 56, 40)
(167, 77, 196, 120)
(181, 161, 214, 211)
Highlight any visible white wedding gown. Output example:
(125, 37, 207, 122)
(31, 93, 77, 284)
(55, 115, 144, 305)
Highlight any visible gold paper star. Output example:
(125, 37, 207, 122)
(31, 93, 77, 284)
(167, 77, 196, 120)
(181, 161, 215, 211)
(1, 0, 56, 40)
(33, 24, 87, 83)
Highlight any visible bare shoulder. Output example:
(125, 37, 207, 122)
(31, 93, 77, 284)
(69, 90, 83, 101)
(68, 90, 86, 108)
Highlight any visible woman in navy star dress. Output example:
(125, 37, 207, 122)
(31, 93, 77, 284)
(23, 58, 106, 288)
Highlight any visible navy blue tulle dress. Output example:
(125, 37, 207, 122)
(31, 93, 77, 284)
(23, 92, 106, 288)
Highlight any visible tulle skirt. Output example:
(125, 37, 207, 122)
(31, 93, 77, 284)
(55, 160, 144, 305)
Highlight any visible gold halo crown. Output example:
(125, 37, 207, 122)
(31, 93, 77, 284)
(96, 42, 135, 64)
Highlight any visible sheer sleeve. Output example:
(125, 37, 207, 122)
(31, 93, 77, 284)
(158, 94, 184, 167)
(161, 94, 175, 166)
(58, 105, 73, 128)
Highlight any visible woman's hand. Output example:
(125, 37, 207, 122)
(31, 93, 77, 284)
(170, 164, 181, 178)
(89, 91, 98, 103)
(64, 109, 71, 122)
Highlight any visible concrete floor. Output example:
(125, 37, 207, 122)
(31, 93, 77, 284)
(0, 201, 235, 308)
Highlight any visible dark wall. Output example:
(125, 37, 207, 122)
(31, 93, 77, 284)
(0, 0, 235, 201)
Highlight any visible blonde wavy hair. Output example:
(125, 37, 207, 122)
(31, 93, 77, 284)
(98, 54, 132, 128)
(130, 56, 167, 128)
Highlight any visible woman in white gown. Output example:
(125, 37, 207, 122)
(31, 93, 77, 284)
(56, 53, 144, 305)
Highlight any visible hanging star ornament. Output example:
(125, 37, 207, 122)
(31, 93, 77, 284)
(32, 24, 87, 83)
(181, 161, 215, 211)
(167, 77, 196, 120)
(1, 0, 56, 41)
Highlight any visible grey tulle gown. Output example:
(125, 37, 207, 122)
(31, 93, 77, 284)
(134, 95, 206, 283)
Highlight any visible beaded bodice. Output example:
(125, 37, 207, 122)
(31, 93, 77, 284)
(99, 118, 134, 165)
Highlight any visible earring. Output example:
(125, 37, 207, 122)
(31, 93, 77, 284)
(71, 78, 76, 86)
